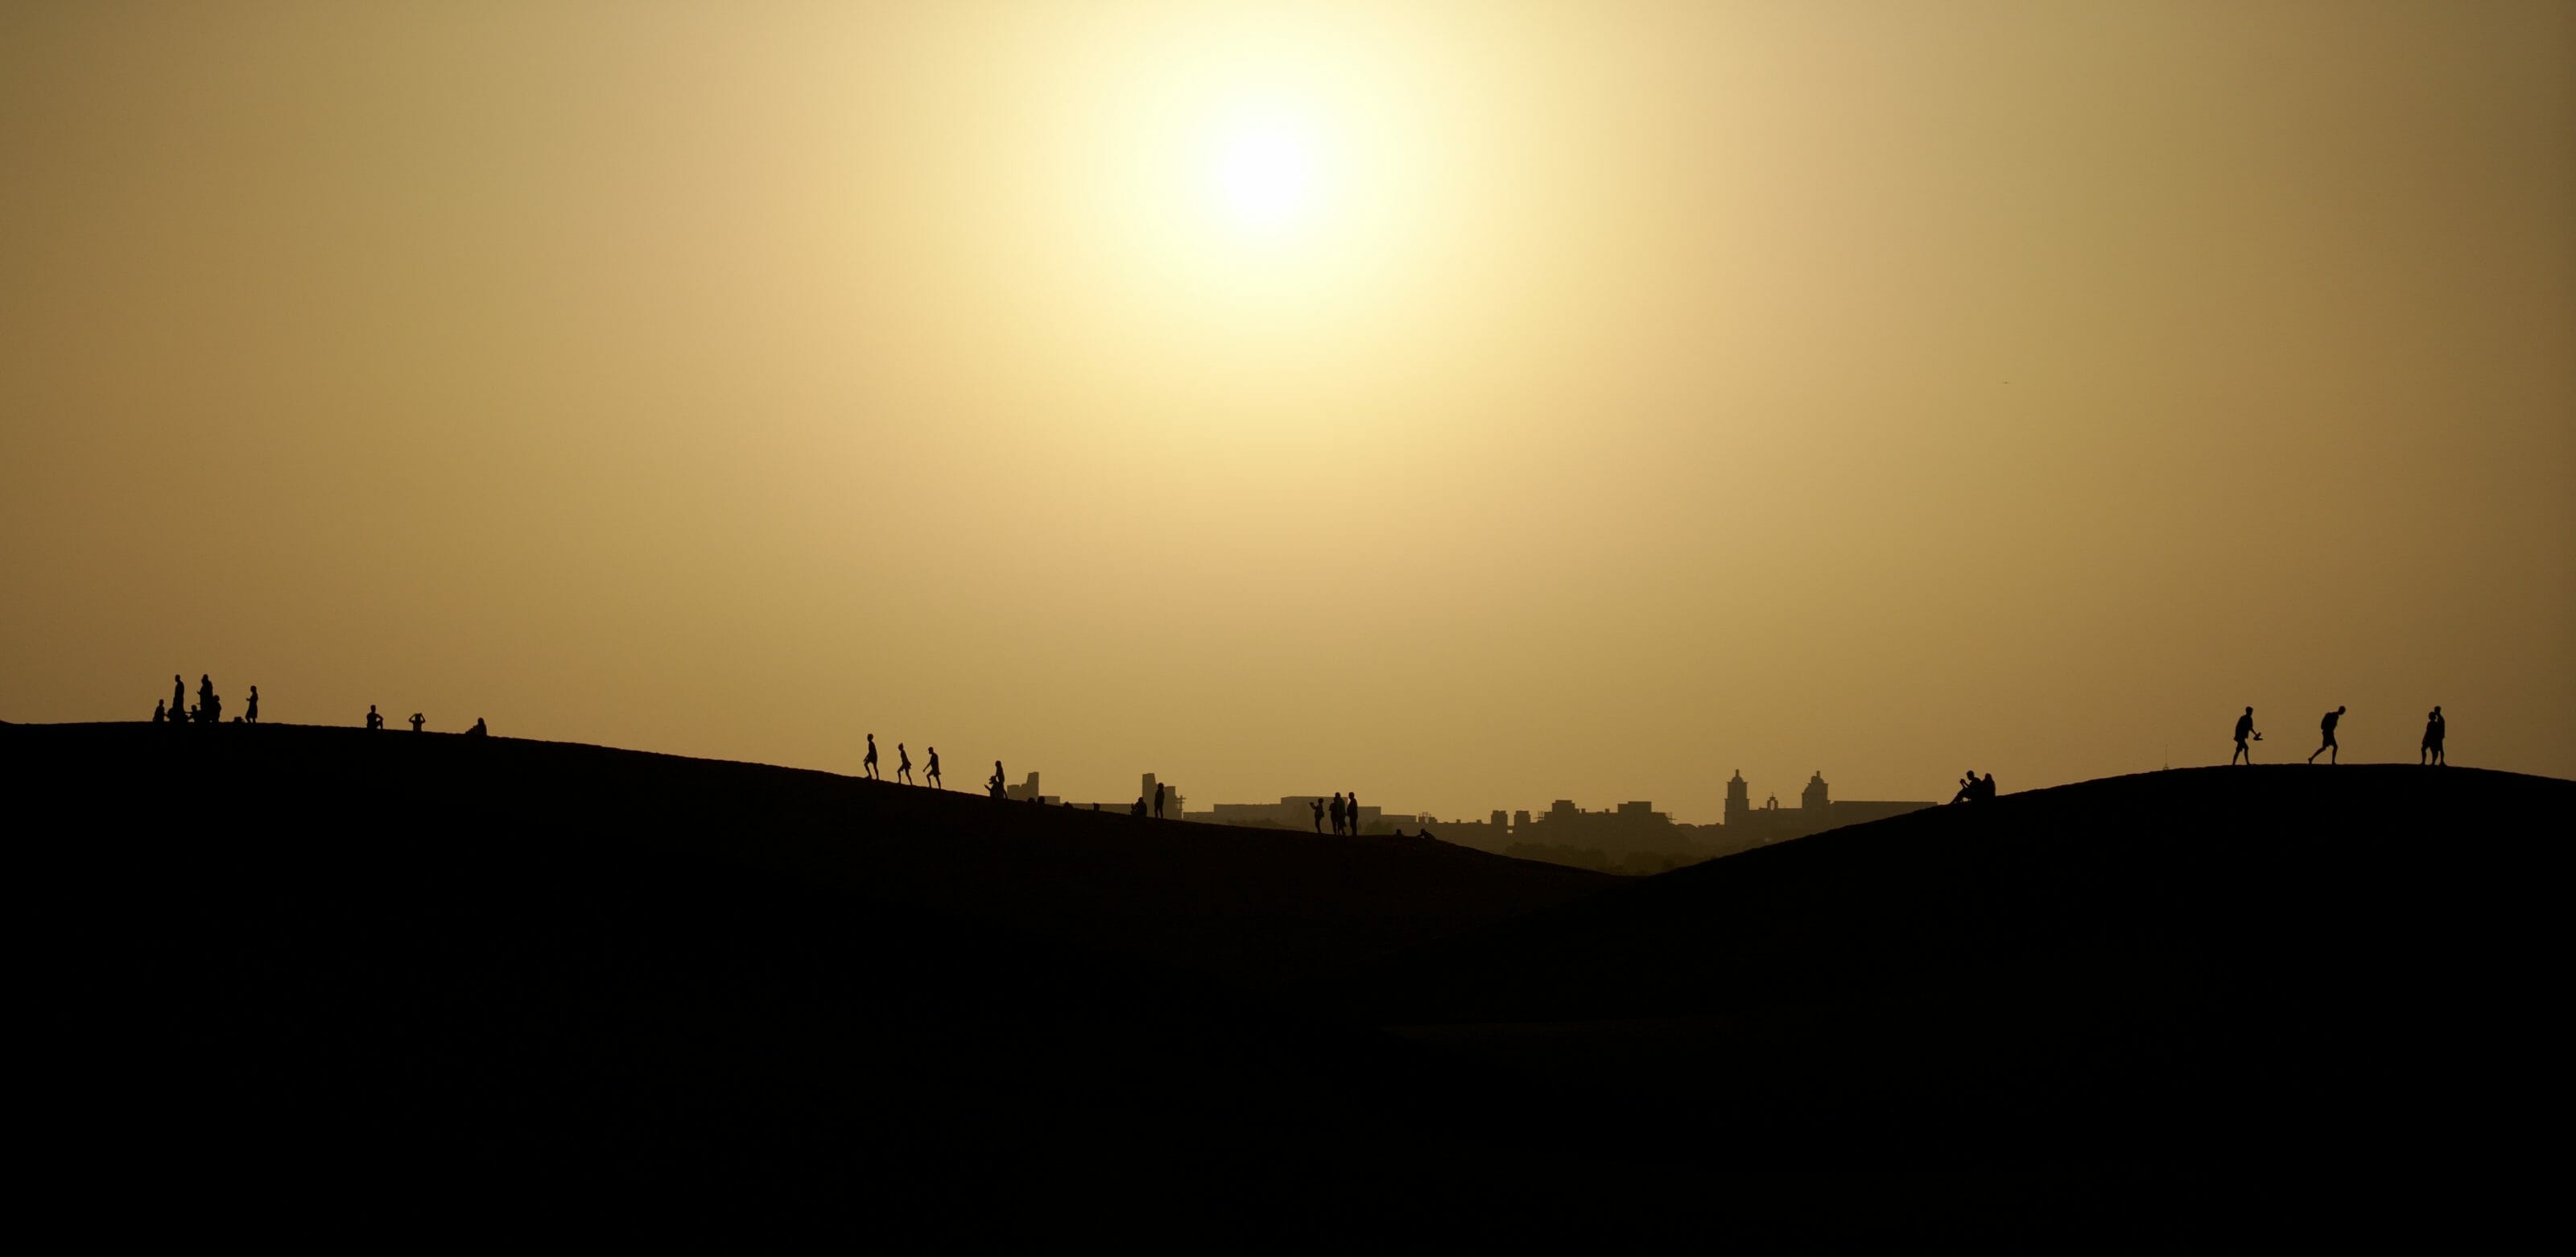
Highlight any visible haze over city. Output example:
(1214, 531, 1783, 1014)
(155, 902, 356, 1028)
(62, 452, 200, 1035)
(6, 2, 2570, 820)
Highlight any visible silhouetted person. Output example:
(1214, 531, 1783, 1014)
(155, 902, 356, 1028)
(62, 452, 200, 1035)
(409, 712, 425, 733)
(1975, 772, 1997, 801)
(199, 675, 220, 724)
(988, 760, 1007, 798)
(1130, 796, 1147, 818)
(864, 734, 881, 780)
(924, 746, 942, 789)
(2232, 707, 2257, 764)
(1329, 792, 1346, 835)
(2421, 706, 2446, 766)
(895, 742, 914, 784)
(173, 675, 185, 720)
(466, 717, 487, 738)
(1951, 771, 1978, 805)
(1348, 791, 1363, 834)
(365, 704, 383, 730)
(1154, 782, 1166, 819)
(245, 685, 259, 726)
(152, 699, 166, 726)
(1311, 799, 1325, 832)
(2308, 705, 2345, 764)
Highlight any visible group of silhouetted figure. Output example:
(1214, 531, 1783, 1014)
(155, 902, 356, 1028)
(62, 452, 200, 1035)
(857, 733, 1199, 822)
(147, 673, 485, 737)
(361, 704, 485, 736)
(1312, 791, 1368, 834)
(154, 674, 255, 726)
(2229, 705, 2444, 766)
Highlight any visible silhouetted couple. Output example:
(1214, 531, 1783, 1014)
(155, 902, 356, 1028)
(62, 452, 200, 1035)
(2308, 706, 2345, 763)
(2232, 707, 2260, 763)
(1951, 771, 1996, 804)
(987, 760, 1008, 798)
(2421, 706, 2446, 765)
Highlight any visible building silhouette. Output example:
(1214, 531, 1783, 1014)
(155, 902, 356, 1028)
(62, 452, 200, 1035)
(1722, 770, 1928, 846)
(1192, 796, 1390, 832)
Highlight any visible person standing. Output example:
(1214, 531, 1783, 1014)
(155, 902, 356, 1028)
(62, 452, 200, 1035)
(1329, 792, 1346, 836)
(989, 760, 1007, 797)
(409, 712, 426, 733)
(1347, 791, 1361, 834)
(2421, 706, 2446, 766)
(172, 675, 185, 720)
(2308, 706, 2346, 764)
(366, 704, 383, 730)
(1310, 798, 1325, 833)
(2232, 707, 2257, 764)
(924, 746, 943, 789)
(1154, 782, 1166, 820)
(246, 685, 260, 726)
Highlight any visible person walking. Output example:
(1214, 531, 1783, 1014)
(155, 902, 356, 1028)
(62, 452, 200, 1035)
(895, 742, 914, 784)
(2308, 706, 2346, 764)
(2232, 707, 2257, 764)
(2421, 706, 2446, 766)
(864, 734, 881, 780)
(924, 746, 943, 789)
(1310, 798, 1325, 833)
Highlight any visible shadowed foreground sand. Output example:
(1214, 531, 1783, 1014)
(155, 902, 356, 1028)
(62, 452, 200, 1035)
(12, 722, 2566, 1245)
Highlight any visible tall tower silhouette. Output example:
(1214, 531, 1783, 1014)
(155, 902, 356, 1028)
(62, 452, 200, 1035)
(1801, 771, 1831, 820)
(1724, 770, 1751, 828)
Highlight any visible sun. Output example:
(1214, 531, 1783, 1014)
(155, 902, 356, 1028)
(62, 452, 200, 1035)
(1212, 116, 1319, 234)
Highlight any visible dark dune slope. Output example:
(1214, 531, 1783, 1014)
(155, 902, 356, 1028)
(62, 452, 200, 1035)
(14, 721, 2088, 1244)
(1327, 764, 2573, 1164)
(2, 721, 1591, 1243)
(10, 720, 1605, 986)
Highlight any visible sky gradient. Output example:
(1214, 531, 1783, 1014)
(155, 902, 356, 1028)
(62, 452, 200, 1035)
(6, 1, 2570, 821)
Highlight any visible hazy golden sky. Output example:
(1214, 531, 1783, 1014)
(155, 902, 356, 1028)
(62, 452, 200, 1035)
(6, 2, 2570, 820)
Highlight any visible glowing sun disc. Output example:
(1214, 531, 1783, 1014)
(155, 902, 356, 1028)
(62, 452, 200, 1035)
(1213, 120, 1317, 231)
